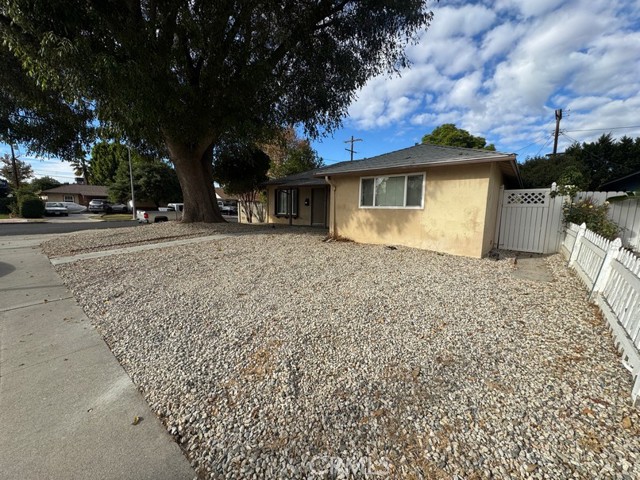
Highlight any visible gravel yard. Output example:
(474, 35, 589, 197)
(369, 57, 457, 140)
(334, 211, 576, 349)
(50, 225, 639, 479)
(41, 222, 268, 258)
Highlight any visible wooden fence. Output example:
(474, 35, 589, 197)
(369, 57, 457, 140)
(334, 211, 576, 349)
(575, 191, 640, 251)
(563, 223, 640, 405)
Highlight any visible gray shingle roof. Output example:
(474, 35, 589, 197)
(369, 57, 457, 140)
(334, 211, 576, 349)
(316, 143, 517, 176)
(263, 144, 520, 188)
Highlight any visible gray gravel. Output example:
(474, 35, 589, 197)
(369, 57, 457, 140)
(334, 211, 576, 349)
(50, 225, 639, 479)
(41, 222, 271, 258)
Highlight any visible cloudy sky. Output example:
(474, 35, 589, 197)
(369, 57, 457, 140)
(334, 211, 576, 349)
(313, 0, 640, 165)
(3, 0, 640, 182)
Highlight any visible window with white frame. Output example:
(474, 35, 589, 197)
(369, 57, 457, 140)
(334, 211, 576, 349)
(275, 188, 298, 216)
(64, 195, 74, 202)
(360, 173, 424, 208)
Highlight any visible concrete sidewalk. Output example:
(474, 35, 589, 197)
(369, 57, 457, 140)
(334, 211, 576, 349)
(0, 236, 195, 480)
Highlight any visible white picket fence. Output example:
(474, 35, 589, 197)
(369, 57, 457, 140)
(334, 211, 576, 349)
(575, 191, 640, 252)
(562, 222, 640, 405)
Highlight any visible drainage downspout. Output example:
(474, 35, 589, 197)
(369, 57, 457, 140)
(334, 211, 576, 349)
(325, 176, 337, 236)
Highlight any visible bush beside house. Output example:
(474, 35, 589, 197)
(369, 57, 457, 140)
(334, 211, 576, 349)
(563, 197, 619, 240)
(20, 197, 45, 218)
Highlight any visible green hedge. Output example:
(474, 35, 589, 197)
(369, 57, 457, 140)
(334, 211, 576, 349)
(20, 198, 45, 218)
(0, 197, 12, 214)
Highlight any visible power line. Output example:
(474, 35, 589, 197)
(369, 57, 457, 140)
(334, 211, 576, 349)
(514, 132, 554, 153)
(534, 136, 553, 158)
(563, 125, 640, 133)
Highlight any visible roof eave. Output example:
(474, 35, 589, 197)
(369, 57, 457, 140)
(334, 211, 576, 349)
(315, 155, 518, 177)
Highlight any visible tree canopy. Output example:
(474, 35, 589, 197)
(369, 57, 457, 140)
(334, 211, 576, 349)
(109, 156, 182, 208)
(422, 124, 496, 151)
(0, 46, 94, 162)
(30, 176, 61, 193)
(0, 153, 33, 189)
(212, 144, 270, 223)
(519, 134, 640, 190)
(262, 128, 324, 178)
(90, 142, 130, 186)
(1, 1, 433, 222)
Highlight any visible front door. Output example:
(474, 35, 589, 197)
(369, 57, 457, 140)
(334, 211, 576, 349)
(311, 188, 327, 227)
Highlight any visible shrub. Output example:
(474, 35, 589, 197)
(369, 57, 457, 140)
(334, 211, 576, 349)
(20, 197, 45, 218)
(0, 197, 12, 214)
(563, 198, 619, 240)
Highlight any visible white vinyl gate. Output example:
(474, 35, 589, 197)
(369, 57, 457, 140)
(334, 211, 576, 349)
(495, 184, 564, 254)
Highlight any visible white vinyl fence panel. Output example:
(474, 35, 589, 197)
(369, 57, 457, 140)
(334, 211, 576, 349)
(563, 222, 640, 405)
(575, 191, 640, 252)
(496, 185, 564, 254)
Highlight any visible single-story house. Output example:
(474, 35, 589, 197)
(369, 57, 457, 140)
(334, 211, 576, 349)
(41, 184, 109, 206)
(263, 144, 521, 258)
(599, 170, 640, 192)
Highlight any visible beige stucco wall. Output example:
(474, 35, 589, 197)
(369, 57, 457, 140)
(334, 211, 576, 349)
(330, 163, 500, 258)
(480, 162, 504, 255)
(44, 193, 77, 203)
(266, 186, 314, 226)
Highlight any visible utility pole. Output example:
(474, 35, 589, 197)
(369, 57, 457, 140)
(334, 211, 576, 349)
(9, 143, 20, 189)
(127, 145, 136, 220)
(344, 135, 362, 162)
(552, 109, 562, 156)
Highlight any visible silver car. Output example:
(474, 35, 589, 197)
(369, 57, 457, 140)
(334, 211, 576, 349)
(45, 202, 69, 216)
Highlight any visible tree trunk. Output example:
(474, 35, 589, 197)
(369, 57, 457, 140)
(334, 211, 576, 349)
(166, 139, 224, 223)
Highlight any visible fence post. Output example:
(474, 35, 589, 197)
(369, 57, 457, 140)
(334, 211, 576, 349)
(590, 237, 622, 299)
(569, 223, 587, 267)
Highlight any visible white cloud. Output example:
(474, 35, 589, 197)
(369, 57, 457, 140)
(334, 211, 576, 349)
(427, 5, 497, 39)
(342, 0, 640, 158)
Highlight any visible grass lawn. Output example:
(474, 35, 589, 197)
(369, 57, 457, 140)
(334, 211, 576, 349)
(0, 213, 10, 219)
(100, 213, 135, 221)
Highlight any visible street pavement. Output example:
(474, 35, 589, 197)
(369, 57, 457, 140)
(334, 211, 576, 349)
(0, 235, 195, 480)
(0, 220, 139, 236)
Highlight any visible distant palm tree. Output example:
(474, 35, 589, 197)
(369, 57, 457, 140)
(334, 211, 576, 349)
(69, 157, 91, 184)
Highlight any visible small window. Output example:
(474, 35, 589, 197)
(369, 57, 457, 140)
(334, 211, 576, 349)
(275, 188, 298, 217)
(64, 195, 74, 202)
(360, 173, 424, 208)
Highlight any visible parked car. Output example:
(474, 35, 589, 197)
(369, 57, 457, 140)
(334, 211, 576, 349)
(88, 199, 111, 213)
(45, 202, 69, 216)
(220, 204, 238, 216)
(137, 203, 184, 223)
(108, 203, 129, 213)
(61, 201, 87, 213)
(218, 200, 238, 216)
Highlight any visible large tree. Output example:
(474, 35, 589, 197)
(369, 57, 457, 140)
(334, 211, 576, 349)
(109, 156, 182, 208)
(90, 142, 129, 186)
(422, 124, 496, 150)
(0, 153, 33, 189)
(1, 1, 433, 222)
(0, 45, 94, 162)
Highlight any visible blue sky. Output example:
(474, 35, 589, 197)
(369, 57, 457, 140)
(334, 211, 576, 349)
(312, 0, 640, 166)
(3, 0, 640, 181)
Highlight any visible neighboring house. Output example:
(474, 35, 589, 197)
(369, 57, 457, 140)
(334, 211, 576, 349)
(215, 187, 238, 202)
(40, 184, 109, 206)
(599, 170, 640, 192)
(264, 144, 521, 258)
